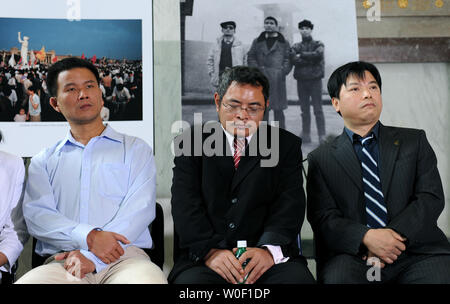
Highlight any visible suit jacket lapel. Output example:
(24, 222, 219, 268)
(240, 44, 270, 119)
(205, 125, 234, 184)
(378, 124, 399, 199)
(332, 131, 363, 191)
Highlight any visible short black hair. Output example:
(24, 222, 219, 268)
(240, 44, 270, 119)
(298, 19, 313, 29)
(264, 16, 278, 26)
(327, 61, 382, 100)
(47, 57, 100, 97)
(216, 66, 270, 104)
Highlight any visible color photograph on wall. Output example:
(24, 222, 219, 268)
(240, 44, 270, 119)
(0, 0, 153, 157)
(0, 18, 143, 122)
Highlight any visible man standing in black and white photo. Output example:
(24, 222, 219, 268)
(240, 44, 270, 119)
(247, 16, 292, 130)
(207, 21, 247, 89)
(291, 19, 325, 144)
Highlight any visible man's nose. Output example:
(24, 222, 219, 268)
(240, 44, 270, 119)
(78, 88, 88, 100)
(236, 107, 250, 120)
(361, 86, 372, 98)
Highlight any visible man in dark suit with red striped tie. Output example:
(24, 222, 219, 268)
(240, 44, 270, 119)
(307, 61, 450, 283)
(169, 66, 315, 284)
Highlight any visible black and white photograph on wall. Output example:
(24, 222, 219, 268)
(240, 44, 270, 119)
(0, 0, 153, 157)
(180, 0, 359, 155)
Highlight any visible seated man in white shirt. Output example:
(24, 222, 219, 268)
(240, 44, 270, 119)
(0, 132, 28, 283)
(16, 57, 167, 284)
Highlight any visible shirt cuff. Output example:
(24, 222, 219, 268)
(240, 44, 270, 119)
(0, 245, 21, 273)
(263, 245, 289, 264)
(0, 262, 11, 273)
(79, 249, 108, 274)
(71, 223, 97, 251)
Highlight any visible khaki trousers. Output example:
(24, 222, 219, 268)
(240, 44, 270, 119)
(15, 246, 167, 284)
(29, 114, 41, 122)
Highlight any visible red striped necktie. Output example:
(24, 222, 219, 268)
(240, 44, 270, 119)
(233, 137, 246, 169)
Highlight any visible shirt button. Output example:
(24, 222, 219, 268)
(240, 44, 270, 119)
(229, 222, 236, 229)
(231, 198, 238, 204)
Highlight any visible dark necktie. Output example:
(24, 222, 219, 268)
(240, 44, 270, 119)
(233, 137, 246, 169)
(359, 134, 387, 228)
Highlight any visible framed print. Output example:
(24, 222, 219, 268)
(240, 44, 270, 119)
(0, 0, 153, 157)
(180, 0, 359, 154)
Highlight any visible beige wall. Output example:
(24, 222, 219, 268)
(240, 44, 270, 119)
(356, 0, 450, 38)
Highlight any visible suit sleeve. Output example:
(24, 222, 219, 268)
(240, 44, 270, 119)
(170, 133, 223, 262)
(256, 136, 304, 252)
(387, 130, 445, 243)
(307, 153, 370, 256)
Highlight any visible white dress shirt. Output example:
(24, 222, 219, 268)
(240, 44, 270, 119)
(23, 125, 156, 273)
(0, 151, 28, 278)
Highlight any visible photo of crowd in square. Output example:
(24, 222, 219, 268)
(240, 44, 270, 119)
(0, 18, 143, 123)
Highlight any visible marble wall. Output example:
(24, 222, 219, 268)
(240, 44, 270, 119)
(153, 0, 182, 198)
(378, 62, 450, 233)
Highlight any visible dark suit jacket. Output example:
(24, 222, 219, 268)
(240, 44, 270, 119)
(168, 122, 306, 282)
(307, 123, 450, 270)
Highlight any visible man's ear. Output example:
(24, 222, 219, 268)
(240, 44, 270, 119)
(49, 97, 61, 113)
(214, 92, 221, 112)
(331, 97, 340, 113)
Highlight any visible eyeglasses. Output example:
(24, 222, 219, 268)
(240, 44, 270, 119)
(221, 102, 264, 117)
(223, 26, 235, 30)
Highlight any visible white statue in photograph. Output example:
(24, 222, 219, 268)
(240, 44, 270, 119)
(18, 32, 29, 67)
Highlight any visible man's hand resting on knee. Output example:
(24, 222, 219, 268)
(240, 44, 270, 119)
(204, 249, 245, 284)
(55, 250, 95, 279)
(86, 230, 130, 264)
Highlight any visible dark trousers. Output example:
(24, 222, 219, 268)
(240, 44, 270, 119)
(297, 79, 325, 137)
(173, 259, 315, 284)
(319, 253, 450, 284)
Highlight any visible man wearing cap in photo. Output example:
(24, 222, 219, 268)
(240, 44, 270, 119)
(207, 21, 247, 89)
(291, 19, 325, 144)
(247, 16, 292, 130)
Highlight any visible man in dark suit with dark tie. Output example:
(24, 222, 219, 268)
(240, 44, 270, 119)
(169, 66, 315, 284)
(307, 61, 450, 284)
